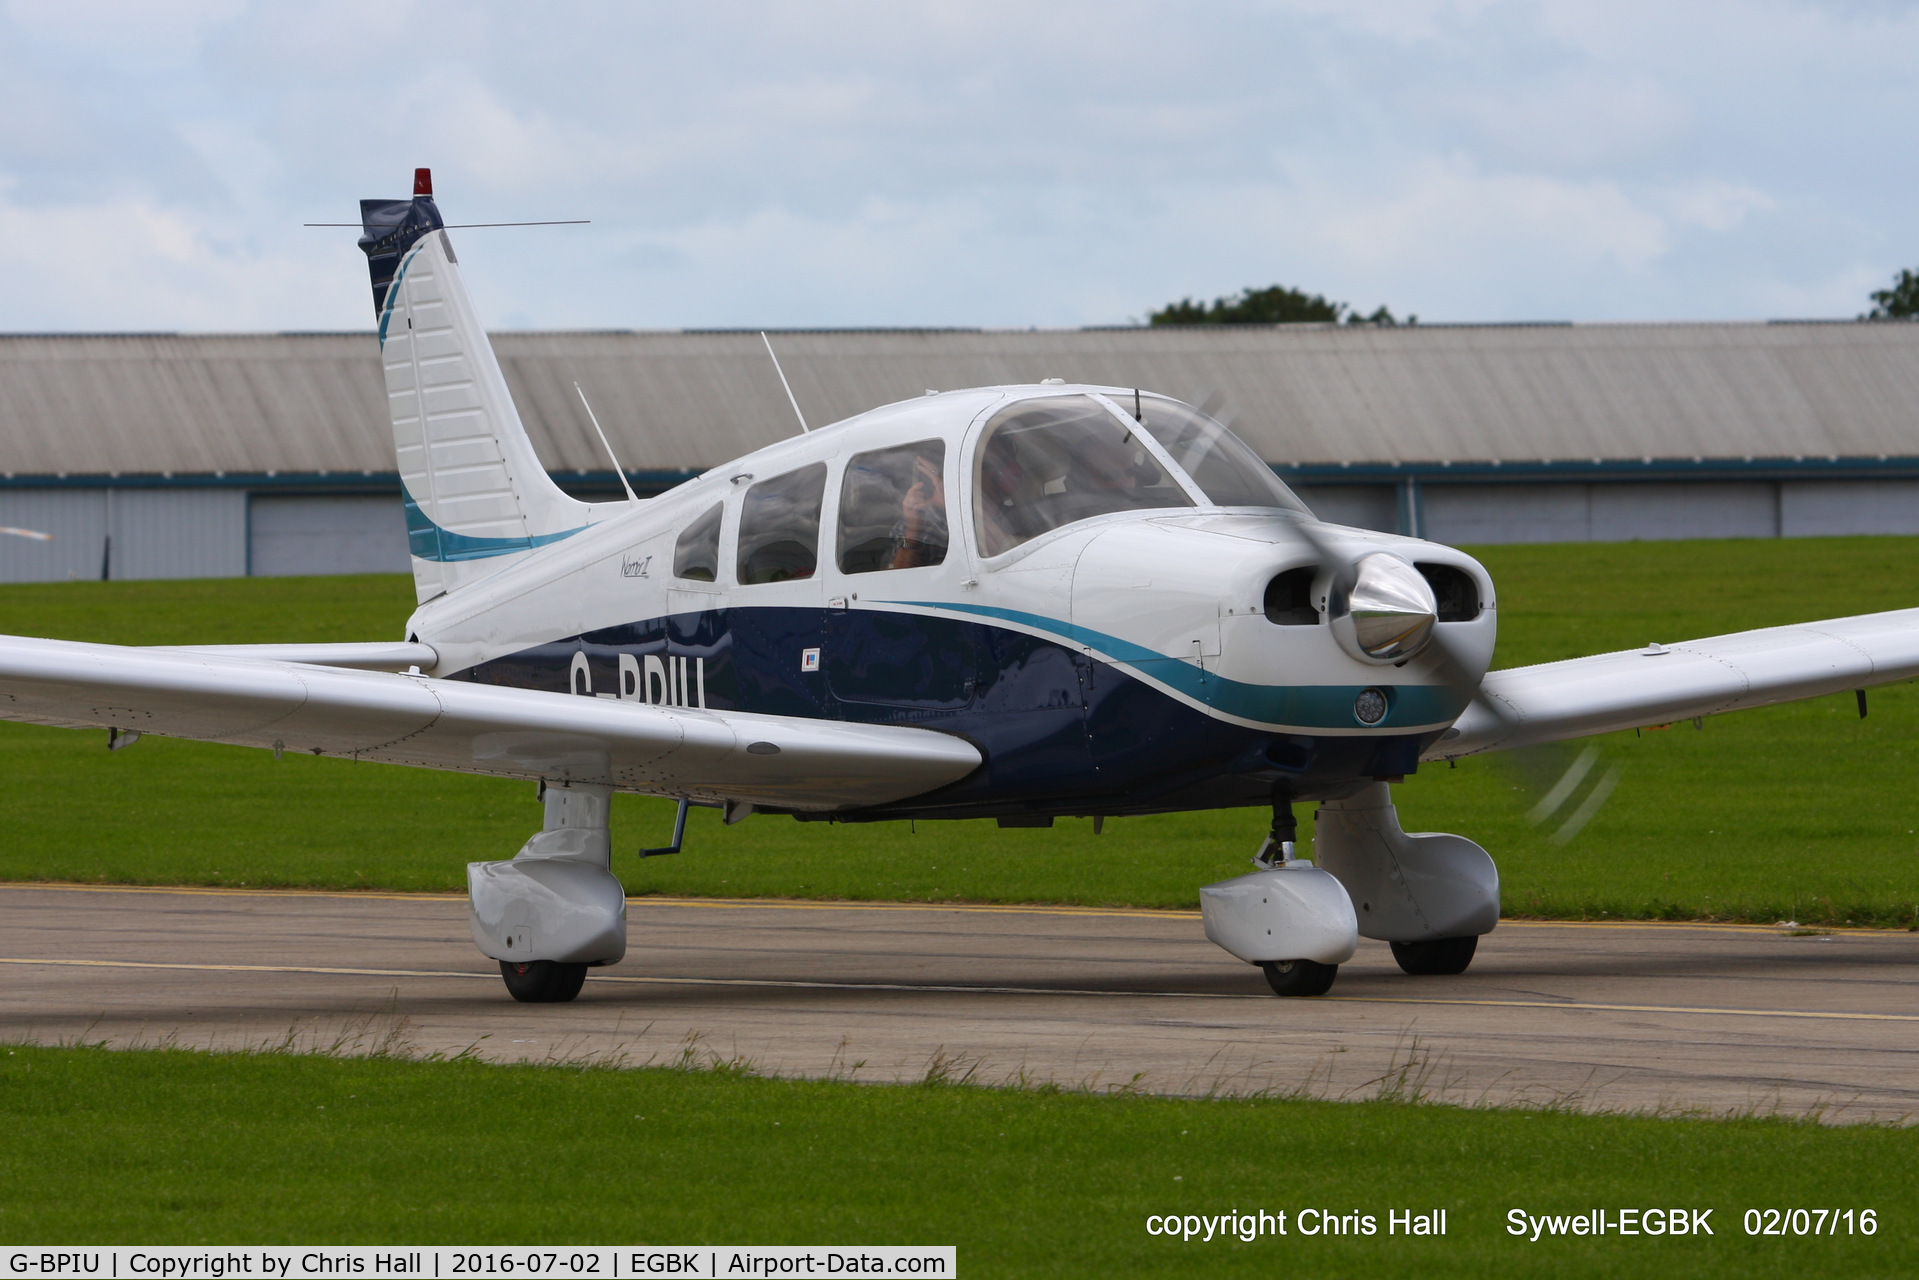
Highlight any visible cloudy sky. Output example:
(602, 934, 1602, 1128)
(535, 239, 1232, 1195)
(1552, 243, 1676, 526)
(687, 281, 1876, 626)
(2, 0, 1916, 331)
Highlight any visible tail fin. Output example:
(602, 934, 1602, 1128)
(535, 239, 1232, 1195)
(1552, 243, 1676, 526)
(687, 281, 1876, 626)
(359, 168, 592, 603)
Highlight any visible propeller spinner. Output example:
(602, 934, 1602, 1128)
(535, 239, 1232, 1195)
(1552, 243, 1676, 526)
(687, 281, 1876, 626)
(1329, 552, 1437, 664)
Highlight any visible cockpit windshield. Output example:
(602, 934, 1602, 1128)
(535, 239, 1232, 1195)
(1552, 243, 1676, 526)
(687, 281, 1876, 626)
(972, 396, 1194, 557)
(1127, 395, 1312, 514)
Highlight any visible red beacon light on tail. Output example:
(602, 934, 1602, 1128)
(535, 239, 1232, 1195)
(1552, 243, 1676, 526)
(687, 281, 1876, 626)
(414, 167, 432, 197)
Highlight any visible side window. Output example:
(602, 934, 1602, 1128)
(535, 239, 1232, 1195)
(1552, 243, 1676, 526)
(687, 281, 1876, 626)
(673, 502, 723, 582)
(838, 439, 948, 574)
(973, 395, 1193, 557)
(737, 463, 827, 584)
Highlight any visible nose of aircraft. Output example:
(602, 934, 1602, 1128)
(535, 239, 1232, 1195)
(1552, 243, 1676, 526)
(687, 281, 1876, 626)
(1336, 553, 1437, 662)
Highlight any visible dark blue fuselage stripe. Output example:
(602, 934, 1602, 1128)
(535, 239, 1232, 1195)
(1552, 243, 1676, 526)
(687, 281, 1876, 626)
(455, 604, 1446, 818)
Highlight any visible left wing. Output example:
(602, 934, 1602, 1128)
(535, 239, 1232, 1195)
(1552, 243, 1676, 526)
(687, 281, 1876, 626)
(0, 635, 981, 810)
(1430, 607, 1919, 759)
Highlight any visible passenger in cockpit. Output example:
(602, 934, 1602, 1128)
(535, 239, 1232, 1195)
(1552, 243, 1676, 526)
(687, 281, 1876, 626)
(838, 439, 950, 574)
(886, 450, 948, 568)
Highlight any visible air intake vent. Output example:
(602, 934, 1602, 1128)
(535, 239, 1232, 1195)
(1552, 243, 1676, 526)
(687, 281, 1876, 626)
(1415, 563, 1480, 621)
(1264, 567, 1320, 625)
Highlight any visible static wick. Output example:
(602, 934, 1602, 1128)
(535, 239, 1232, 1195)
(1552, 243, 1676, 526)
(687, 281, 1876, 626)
(761, 333, 810, 435)
(574, 383, 640, 505)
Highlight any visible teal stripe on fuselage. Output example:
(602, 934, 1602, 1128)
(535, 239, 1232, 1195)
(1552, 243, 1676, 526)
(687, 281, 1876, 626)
(890, 599, 1464, 730)
(403, 486, 584, 562)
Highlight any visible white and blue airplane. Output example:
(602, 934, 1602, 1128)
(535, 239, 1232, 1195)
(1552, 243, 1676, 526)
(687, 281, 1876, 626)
(4, 169, 1917, 1003)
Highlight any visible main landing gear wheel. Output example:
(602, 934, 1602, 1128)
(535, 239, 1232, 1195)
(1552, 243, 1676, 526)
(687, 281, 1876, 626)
(1390, 936, 1478, 976)
(499, 959, 588, 1003)
(1261, 959, 1338, 997)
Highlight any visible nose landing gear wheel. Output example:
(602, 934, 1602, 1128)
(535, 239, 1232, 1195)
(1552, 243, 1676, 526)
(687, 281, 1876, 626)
(499, 959, 588, 1003)
(1389, 935, 1478, 975)
(1261, 958, 1338, 997)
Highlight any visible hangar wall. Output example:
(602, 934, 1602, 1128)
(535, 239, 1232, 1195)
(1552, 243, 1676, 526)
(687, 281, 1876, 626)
(0, 488, 247, 583)
(5, 476, 1911, 586)
(248, 495, 410, 577)
(3, 322, 1917, 583)
(0, 488, 403, 583)
(1399, 479, 1919, 544)
(1220, 478, 1919, 545)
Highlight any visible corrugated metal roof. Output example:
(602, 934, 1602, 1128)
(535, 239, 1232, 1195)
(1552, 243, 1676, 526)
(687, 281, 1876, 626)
(3, 322, 1917, 478)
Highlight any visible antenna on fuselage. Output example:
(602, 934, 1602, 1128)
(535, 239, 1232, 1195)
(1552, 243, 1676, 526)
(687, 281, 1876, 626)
(760, 332, 811, 435)
(574, 382, 640, 505)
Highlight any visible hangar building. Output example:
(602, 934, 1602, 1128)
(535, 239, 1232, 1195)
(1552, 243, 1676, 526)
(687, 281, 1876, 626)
(2, 321, 1916, 583)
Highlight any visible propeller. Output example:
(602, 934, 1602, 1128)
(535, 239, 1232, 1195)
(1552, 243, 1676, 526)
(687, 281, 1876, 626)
(1190, 391, 1619, 843)
(1294, 511, 1622, 843)
(1195, 390, 1452, 675)
(1517, 743, 1622, 845)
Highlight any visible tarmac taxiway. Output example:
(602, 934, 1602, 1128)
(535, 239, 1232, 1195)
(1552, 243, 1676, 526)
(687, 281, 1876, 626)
(2, 882, 1915, 1121)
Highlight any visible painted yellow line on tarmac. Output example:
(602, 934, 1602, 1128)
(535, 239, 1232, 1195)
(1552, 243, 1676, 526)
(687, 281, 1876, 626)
(630, 904, 1873, 934)
(0, 957, 488, 980)
(0, 881, 462, 903)
(628, 896, 1189, 920)
(4, 956, 1915, 1024)
(0, 882, 1189, 920)
(1496, 918, 1876, 936)
(1324, 995, 1919, 1022)
(1, 882, 1903, 933)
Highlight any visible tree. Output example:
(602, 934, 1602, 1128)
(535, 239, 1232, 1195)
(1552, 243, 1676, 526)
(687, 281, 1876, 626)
(1867, 269, 1919, 319)
(1149, 284, 1411, 327)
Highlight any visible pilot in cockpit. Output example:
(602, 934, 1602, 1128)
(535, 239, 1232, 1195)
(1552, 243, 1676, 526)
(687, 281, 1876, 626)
(975, 407, 1168, 556)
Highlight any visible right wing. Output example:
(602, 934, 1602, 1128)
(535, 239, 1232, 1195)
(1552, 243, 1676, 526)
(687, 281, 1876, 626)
(1430, 607, 1919, 759)
(0, 635, 980, 811)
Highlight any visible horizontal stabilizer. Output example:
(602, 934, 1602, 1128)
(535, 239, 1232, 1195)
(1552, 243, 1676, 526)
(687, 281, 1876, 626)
(1430, 607, 1919, 758)
(0, 635, 981, 811)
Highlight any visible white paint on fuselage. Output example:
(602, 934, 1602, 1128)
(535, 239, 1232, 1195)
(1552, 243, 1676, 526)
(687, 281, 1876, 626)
(404, 384, 1496, 736)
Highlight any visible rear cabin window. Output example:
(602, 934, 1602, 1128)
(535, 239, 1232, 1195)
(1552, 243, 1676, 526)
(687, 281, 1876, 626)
(737, 463, 827, 584)
(838, 439, 948, 573)
(972, 396, 1193, 557)
(673, 502, 723, 581)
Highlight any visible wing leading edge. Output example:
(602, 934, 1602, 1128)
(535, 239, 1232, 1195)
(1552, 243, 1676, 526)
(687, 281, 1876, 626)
(0, 635, 981, 811)
(1430, 607, 1919, 759)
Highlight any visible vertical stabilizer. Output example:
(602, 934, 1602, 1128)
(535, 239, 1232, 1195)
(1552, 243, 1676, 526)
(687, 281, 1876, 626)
(360, 169, 593, 603)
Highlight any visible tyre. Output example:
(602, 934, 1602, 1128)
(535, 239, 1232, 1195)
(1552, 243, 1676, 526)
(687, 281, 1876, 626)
(1261, 958, 1338, 997)
(1390, 935, 1478, 976)
(499, 959, 589, 1003)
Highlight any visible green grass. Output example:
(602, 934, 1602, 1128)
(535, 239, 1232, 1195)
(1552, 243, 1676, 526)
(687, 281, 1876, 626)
(1, 541, 1917, 924)
(0, 574, 420, 647)
(2, 1045, 1912, 1276)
